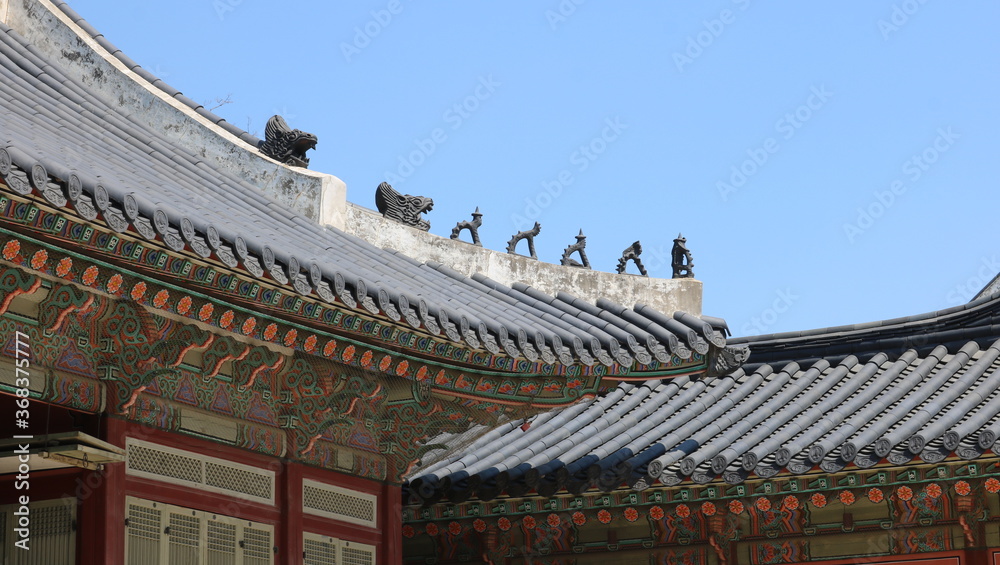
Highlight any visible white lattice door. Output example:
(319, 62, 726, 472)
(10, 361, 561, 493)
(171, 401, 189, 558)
(125, 497, 274, 565)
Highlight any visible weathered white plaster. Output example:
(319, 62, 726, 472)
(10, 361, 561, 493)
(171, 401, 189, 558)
(10, 0, 344, 223)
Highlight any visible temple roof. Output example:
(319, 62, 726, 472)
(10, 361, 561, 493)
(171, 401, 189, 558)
(0, 8, 730, 374)
(406, 292, 1000, 503)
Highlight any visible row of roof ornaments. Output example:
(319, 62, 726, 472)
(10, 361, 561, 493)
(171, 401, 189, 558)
(260, 116, 696, 279)
(0, 38, 726, 373)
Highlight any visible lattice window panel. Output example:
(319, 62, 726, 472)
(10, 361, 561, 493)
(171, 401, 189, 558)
(168, 511, 201, 565)
(127, 442, 202, 483)
(303, 534, 338, 565)
(206, 520, 237, 565)
(1, 498, 77, 565)
(125, 497, 274, 565)
(205, 461, 273, 501)
(126, 501, 162, 565)
(126, 438, 275, 504)
(302, 480, 377, 528)
(341, 543, 376, 565)
(242, 526, 273, 565)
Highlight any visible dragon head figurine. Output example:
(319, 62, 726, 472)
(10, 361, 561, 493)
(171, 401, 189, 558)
(259, 115, 318, 168)
(375, 182, 434, 231)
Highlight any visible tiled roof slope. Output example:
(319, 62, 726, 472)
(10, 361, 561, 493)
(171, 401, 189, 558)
(406, 292, 1000, 504)
(0, 17, 727, 369)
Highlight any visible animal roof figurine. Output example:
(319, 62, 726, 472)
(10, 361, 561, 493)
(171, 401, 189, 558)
(375, 182, 434, 231)
(258, 115, 317, 168)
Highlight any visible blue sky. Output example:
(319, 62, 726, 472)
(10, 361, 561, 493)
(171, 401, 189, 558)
(70, 1, 1000, 337)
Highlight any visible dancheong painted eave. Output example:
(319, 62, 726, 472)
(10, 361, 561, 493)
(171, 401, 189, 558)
(405, 291, 1000, 504)
(0, 3, 741, 387)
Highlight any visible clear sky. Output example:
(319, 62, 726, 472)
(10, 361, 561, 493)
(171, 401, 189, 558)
(68, 0, 1000, 337)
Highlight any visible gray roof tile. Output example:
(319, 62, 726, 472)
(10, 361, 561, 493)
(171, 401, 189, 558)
(407, 299, 1000, 501)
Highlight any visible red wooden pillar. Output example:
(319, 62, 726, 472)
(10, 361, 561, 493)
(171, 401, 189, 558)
(78, 416, 126, 564)
(382, 484, 403, 565)
(281, 462, 304, 565)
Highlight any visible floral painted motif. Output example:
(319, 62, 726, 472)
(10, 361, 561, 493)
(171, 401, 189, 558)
(955, 480, 972, 496)
(567, 378, 583, 389)
(702, 502, 717, 516)
(152, 289, 169, 308)
(572, 511, 586, 526)
(755, 497, 772, 512)
(810, 493, 827, 508)
(176, 296, 192, 315)
(242, 317, 257, 336)
(323, 339, 337, 357)
(624, 507, 639, 522)
(522, 516, 536, 530)
(263, 323, 278, 341)
(675, 504, 690, 518)
(29, 249, 48, 270)
(867, 488, 884, 503)
(839, 490, 855, 506)
(425, 523, 438, 536)
(55, 257, 72, 277)
(782, 496, 799, 511)
(415, 366, 429, 381)
(402, 525, 414, 538)
(2, 240, 20, 261)
(728, 500, 744, 515)
(82, 265, 98, 286)
(473, 519, 487, 533)
(448, 522, 462, 536)
(303, 334, 318, 353)
(925, 483, 943, 499)
(649, 506, 665, 520)
(379, 355, 392, 372)
(498, 517, 511, 531)
(283, 328, 298, 347)
(198, 303, 214, 322)
(896, 486, 913, 501)
(395, 360, 409, 377)
(130, 281, 147, 301)
(359, 350, 374, 368)
(519, 382, 539, 395)
(986, 478, 1000, 494)
(342, 344, 356, 363)
(547, 514, 560, 528)
(107, 273, 123, 294)
(597, 509, 612, 524)
(219, 310, 235, 329)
